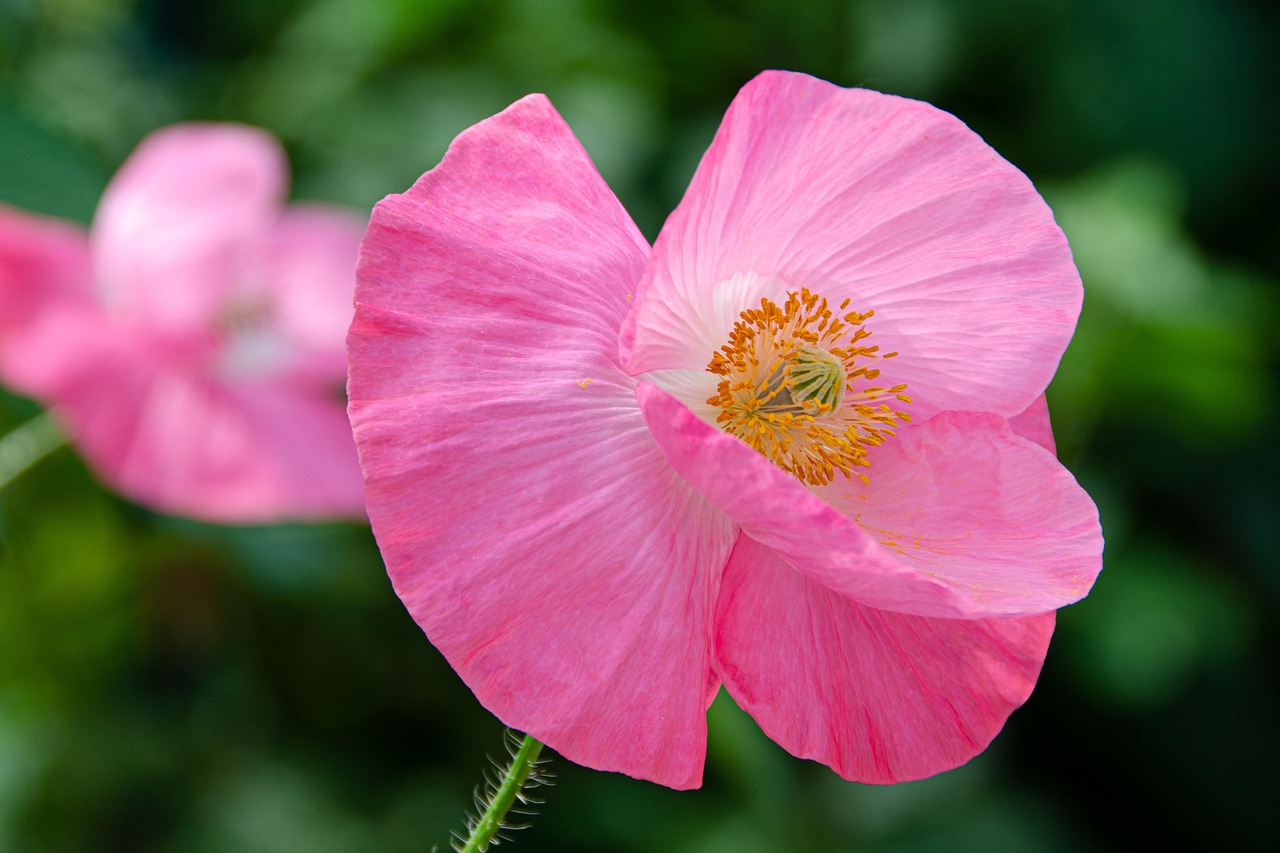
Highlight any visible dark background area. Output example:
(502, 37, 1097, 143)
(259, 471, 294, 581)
(2, 1, 1277, 850)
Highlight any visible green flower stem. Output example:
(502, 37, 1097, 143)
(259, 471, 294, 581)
(0, 411, 66, 490)
(457, 733, 546, 853)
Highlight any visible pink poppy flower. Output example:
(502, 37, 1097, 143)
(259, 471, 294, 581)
(0, 123, 365, 522)
(348, 71, 1103, 788)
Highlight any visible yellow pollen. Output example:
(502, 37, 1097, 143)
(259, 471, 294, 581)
(706, 287, 909, 486)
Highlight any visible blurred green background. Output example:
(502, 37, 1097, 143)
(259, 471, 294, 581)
(1, 0, 1277, 850)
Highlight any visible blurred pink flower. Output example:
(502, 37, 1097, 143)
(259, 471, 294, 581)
(0, 124, 365, 522)
(348, 72, 1103, 788)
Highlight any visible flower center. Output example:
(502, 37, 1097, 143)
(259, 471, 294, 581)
(213, 293, 289, 378)
(706, 287, 911, 486)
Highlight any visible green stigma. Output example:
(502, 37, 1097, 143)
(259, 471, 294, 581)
(788, 345, 846, 413)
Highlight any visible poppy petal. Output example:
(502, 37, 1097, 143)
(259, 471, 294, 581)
(92, 124, 286, 333)
(638, 382, 1101, 617)
(715, 534, 1055, 783)
(349, 94, 735, 788)
(623, 70, 1080, 421)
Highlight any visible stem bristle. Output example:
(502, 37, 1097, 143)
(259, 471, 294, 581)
(451, 730, 553, 852)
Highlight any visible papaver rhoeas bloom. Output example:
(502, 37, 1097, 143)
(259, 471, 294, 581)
(349, 71, 1103, 788)
(0, 123, 365, 522)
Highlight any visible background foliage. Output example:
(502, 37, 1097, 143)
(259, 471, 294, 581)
(2, 1, 1277, 850)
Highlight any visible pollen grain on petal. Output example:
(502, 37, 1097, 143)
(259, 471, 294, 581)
(705, 287, 909, 486)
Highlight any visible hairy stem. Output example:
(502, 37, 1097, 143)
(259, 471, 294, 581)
(455, 732, 548, 853)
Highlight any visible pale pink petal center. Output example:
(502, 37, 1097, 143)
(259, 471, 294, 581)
(623, 71, 1082, 423)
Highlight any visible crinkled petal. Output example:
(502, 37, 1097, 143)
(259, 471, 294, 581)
(349, 94, 734, 788)
(0, 205, 97, 396)
(638, 383, 1100, 617)
(622, 70, 1081, 420)
(819, 410, 1102, 612)
(45, 330, 364, 522)
(714, 535, 1055, 783)
(1008, 393, 1056, 454)
(92, 123, 286, 333)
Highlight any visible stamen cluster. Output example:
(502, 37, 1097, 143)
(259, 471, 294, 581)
(706, 287, 911, 486)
